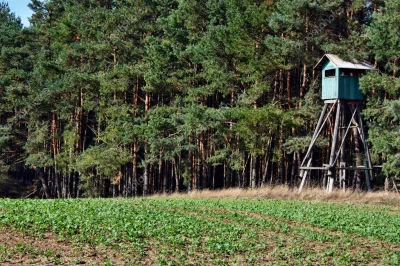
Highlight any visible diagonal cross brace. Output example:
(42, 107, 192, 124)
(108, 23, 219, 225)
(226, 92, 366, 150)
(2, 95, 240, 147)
(331, 103, 358, 167)
(300, 100, 338, 167)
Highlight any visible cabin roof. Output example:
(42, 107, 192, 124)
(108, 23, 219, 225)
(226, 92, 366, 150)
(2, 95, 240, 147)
(314, 54, 374, 70)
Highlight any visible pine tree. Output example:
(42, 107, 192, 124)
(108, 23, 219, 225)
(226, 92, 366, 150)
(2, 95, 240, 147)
(0, 0, 398, 196)
(361, 0, 400, 182)
(0, 3, 29, 183)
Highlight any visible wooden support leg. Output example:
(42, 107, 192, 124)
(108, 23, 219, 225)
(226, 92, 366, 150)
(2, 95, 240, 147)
(322, 164, 329, 188)
(300, 103, 329, 168)
(298, 101, 341, 193)
(357, 104, 373, 191)
(327, 100, 342, 193)
(364, 160, 372, 191)
(298, 103, 334, 193)
(339, 102, 346, 191)
(298, 157, 312, 193)
(340, 162, 346, 191)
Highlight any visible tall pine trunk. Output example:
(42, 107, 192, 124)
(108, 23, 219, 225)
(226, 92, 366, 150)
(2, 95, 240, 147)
(143, 91, 150, 196)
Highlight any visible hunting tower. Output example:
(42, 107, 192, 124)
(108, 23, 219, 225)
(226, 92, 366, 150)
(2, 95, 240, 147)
(299, 54, 374, 193)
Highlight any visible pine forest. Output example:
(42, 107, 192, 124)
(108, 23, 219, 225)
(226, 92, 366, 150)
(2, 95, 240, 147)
(0, 0, 399, 198)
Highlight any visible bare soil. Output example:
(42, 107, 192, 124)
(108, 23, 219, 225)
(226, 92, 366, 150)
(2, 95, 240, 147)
(0, 229, 133, 265)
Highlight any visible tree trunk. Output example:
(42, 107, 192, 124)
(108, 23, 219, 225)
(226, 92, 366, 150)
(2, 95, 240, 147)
(51, 113, 61, 198)
(189, 142, 194, 192)
(287, 70, 292, 108)
(174, 158, 179, 192)
(200, 132, 207, 188)
(300, 64, 307, 107)
(262, 134, 273, 184)
(393, 57, 399, 79)
(34, 167, 50, 199)
(251, 155, 257, 189)
(143, 91, 150, 196)
(352, 127, 362, 190)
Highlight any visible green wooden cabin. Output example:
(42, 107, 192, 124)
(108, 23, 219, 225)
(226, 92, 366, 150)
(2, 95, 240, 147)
(314, 54, 373, 100)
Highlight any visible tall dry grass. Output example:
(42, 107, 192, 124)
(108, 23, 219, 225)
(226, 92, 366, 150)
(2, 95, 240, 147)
(151, 186, 400, 206)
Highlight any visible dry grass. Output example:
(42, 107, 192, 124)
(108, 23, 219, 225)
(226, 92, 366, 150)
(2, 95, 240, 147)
(151, 186, 400, 206)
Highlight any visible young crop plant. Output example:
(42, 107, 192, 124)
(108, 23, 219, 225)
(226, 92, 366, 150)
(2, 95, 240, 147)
(0, 198, 399, 265)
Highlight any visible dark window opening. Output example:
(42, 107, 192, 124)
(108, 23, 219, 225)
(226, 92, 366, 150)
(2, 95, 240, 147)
(341, 70, 361, 77)
(325, 69, 336, 77)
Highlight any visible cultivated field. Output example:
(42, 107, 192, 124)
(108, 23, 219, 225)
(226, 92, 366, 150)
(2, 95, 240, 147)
(0, 192, 400, 265)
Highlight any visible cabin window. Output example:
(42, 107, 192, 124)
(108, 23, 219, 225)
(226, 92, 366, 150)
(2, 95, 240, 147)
(325, 69, 336, 78)
(341, 70, 360, 77)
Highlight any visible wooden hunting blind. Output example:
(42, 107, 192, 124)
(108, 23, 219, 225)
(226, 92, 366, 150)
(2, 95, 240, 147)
(315, 54, 373, 100)
(299, 54, 374, 193)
